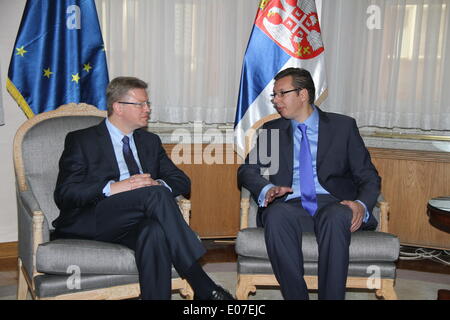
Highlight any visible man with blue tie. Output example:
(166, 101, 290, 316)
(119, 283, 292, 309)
(238, 68, 381, 300)
(53, 76, 233, 300)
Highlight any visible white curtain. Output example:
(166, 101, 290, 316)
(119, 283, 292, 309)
(95, 0, 450, 130)
(0, 63, 4, 126)
(95, 0, 259, 124)
(321, 0, 450, 131)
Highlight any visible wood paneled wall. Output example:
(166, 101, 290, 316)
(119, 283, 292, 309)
(164, 144, 450, 249)
(369, 148, 450, 250)
(164, 144, 241, 238)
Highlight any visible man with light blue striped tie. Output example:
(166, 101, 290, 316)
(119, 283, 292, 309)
(238, 68, 381, 300)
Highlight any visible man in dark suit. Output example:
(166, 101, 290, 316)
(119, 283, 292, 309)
(53, 76, 233, 300)
(238, 68, 381, 300)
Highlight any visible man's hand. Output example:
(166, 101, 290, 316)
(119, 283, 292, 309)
(264, 186, 293, 206)
(110, 174, 160, 195)
(340, 200, 364, 232)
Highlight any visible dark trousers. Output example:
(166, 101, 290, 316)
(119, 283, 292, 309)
(261, 194, 354, 300)
(93, 186, 205, 299)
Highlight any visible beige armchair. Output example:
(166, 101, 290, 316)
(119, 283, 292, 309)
(14, 103, 193, 300)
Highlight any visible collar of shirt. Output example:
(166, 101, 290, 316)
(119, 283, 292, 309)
(286, 105, 330, 201)
(105, 118, 143, 180)
(105, 118, 135, 145)
(103, 119, 173, 194)
(290, 104, 319, 135)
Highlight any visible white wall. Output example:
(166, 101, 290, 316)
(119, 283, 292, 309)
(0, 0, 27, 243)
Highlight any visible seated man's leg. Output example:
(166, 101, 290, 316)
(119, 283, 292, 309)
(94, 186, 232, 300)
(261, 199, 314, 300)
(314, 196, 352, 300)
(95, 185, 206, 275)
(119, 218, 172, 299)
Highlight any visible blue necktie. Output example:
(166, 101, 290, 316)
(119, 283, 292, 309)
(122, 135, 140, 176)
(298, 124, 318, 216)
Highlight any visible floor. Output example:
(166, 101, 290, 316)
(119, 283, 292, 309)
(1, 240, 449, 299)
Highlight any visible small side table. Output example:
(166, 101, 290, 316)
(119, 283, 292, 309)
(427, 197, 450, 300)
(428, 197, 450, 233)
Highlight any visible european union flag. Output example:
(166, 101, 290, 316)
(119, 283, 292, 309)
(7, 0, 109, 118)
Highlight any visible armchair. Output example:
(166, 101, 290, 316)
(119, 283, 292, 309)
(235, 187, 400, 300)
(14, 103, 193, 300)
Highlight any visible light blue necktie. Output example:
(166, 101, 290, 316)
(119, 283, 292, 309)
(298, 124, 318, 216)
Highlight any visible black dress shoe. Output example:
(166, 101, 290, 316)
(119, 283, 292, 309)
(210, 286, 235, 300)
(196, 285, 235, 300)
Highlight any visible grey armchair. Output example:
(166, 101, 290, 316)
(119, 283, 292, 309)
(235, 187, 400, 300)
(14, 103, 193, 300)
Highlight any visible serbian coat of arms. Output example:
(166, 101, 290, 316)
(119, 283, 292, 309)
(255, 0, 324, 60)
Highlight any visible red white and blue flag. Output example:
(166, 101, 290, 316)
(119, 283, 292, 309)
(234, 0, 327, 157)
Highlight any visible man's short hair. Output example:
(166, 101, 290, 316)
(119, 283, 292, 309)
(106, 76, 148, 116)
(274, 68, 316, 105)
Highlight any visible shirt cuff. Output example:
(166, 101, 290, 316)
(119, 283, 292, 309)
(157, 179, 172, 192)
(258, 184, 275, 207)
(355, 200, 370, 223)
(102, 180, 115, 197)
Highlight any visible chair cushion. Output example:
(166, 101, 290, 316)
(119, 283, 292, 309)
(237, 257, 397, 279)
(36, 239, 138, 275)
(236, 228, 399, 262)
(34, 274, 139, 298)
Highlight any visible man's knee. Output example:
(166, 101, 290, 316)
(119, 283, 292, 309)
(262, 203, 292, 228)
(262, 203, 309, 237)
(315, 202, 352, 228)
(139, 185, 176, 207)
(139, 185, 172, 198)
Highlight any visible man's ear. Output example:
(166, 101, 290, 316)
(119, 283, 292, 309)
(112, 102, 122, 115)
(299, 88, 308, 103)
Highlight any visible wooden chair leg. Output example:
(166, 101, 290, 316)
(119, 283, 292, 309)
(17, 259, 29, 300)
(375, 279, 398, 300)
(236, 275, 256, 300)
(181, 281, 194, 300)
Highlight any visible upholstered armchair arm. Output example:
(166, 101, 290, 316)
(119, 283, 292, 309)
(17, 188, 48, 281)
(376, 194, 390, 233)
(176, 196, 191, 225)
(240, 188, 251, 230)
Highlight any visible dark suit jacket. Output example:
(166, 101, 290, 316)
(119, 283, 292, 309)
(53, 119, 190, 238)
(238, 107, 381, 228)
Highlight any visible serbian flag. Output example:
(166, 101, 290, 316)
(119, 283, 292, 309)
(234, 0, 327, 157)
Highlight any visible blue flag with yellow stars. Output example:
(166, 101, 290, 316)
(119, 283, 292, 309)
(7, 0, 109, 118)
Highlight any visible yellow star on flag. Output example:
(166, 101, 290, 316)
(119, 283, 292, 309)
(71, 73, 80, 83)
(16, 46, 27, 57)
(83, 63, 92, 72)
(43, 68, 53, 78)
(297, 45, 304, 57)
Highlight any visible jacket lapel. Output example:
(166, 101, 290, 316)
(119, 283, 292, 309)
(277, 119, 294, 185)
(95, 120, 121, 178)
(133, 129, 149, 173)
(316, 107, 333, 171)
